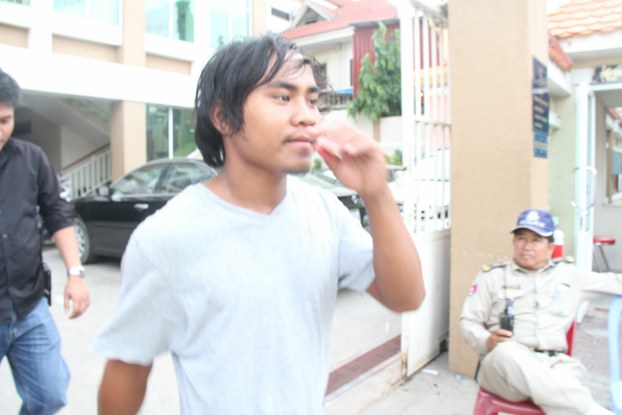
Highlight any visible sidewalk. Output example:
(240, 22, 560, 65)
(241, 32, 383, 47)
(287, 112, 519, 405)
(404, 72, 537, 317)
(325, 352, 478, 415)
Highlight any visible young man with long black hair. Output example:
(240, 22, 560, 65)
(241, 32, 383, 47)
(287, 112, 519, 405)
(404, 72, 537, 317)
(95, 33, 424, 415)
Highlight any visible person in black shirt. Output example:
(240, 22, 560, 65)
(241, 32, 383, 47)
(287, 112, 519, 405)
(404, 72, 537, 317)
(0, 68, 90, 413)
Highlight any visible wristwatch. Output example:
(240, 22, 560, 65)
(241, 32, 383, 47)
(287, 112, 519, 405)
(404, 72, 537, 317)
(67, 265, 85, 278)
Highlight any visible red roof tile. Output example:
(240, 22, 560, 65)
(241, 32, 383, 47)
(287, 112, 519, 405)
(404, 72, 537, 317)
(549, 32, 573, 71)
(548, 0, 622, 38)
(282, 0, 397, 39)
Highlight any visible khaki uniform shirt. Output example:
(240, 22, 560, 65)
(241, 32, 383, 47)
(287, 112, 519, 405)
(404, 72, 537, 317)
(460, 258, 622, 356)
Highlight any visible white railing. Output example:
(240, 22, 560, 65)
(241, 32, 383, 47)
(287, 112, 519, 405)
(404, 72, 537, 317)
(61, 148, 111, 199)
(400, 7, 451, 234)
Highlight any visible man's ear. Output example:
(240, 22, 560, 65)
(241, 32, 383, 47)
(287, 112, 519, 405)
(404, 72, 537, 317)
(211, 105, 230, 135)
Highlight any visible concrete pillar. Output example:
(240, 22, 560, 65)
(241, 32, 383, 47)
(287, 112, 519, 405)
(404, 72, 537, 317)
(110, 102, 146, 181)
(118, 0, 146, 66)
(447, 0, 550, 376)
(111, 0, 146, 178)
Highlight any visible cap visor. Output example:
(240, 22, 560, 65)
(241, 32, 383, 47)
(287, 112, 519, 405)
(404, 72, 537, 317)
(511, 226, 553, 237)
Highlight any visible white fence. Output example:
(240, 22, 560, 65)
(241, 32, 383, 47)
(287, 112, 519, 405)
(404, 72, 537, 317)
(61, 148, 111, 199)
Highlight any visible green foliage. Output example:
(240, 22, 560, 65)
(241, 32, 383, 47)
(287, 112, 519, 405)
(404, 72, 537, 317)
(311, 157, 323, 172)
(348, 23, 401, 123)
(385, 149, 403, 166)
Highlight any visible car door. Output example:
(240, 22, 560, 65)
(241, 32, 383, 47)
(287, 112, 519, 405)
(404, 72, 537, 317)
(81, 160, 172, 258)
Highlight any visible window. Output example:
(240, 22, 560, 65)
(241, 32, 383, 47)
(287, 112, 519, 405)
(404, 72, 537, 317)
(172, 108, 195, 158)
(608, 129, 622, 205)
(209, 0, 249, 48)
(53, 0, 119, 25)
(611, 150, 622, 193)
(146, 105, 195, 161)
(113, 164, 165, 196)
(146, 0, 194, 42)
(147, 105, 169, 160)
(0, 0, 30, 6)
(349, 59, 353, 86)
(160, 163, 214, 193)
(1, 0, 30, 5)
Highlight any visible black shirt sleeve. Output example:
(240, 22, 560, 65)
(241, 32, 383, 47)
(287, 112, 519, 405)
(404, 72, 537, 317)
(35, 145, 75, 235)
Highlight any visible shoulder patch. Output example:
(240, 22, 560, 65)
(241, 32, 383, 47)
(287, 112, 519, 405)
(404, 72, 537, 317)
(468, 281, 478, 296)
(481, 261, 507, 272)
(553, 255, 575, 264)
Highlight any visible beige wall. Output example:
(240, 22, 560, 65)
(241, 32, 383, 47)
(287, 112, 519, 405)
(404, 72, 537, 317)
(448, 0, 550, 376)
(53, 36, 118, 62)
(111, 0, 147, 178)
(146, 54, 192, 74)
(0, 24, 28, 47)
(110, 101, 146, 180)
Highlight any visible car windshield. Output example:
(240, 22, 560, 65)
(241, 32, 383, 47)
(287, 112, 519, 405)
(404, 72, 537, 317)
(112, 164, 165, 195)
(160, 163, 214, 193)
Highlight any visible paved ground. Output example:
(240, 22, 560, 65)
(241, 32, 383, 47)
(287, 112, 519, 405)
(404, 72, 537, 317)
(0, 246, 400, 414)
(0, 246, 617, 414)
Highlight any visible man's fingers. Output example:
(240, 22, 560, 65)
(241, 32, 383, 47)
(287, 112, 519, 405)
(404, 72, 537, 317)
(497, 329, 513, 338)
(68, 299, 88, 319)
(64, 289, 90, 318)
(64, 292, 71, 314)
(314, 136, 343, 159)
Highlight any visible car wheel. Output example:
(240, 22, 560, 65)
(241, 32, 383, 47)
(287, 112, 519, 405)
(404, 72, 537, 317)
(74, 217, 96, 264)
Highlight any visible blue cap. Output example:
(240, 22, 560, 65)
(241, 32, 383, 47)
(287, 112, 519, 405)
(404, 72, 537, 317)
(511, 209, 555, 237)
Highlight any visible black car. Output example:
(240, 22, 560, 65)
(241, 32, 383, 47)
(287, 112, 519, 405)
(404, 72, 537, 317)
(74, 160, 366, 263)
(293, 173, 367, 226)
(73, 158, 217, 263)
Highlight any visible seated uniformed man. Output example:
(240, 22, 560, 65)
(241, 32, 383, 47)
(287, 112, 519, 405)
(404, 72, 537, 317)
(460, 208, 621, 415)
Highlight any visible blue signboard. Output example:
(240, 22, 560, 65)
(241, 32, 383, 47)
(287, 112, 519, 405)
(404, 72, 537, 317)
(532, 58, 550, 158)
(534, 131, 548, 158)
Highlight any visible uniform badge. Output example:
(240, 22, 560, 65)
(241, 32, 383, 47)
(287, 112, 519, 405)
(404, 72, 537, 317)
(468, 282, 478, 296)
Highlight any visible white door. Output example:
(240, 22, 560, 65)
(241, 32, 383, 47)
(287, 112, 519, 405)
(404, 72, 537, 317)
(573, 82, 597, 269)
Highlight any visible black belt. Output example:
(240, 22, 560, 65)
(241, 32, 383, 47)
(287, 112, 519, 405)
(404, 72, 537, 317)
(533, 349, 562, 356)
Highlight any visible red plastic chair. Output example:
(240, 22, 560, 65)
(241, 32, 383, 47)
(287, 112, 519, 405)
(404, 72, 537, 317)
(593, 235, 616, 272)
(472, 322, 575, 415)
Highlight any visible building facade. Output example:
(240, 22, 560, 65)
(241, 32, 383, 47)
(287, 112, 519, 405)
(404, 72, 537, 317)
(0, 0, 280, 191)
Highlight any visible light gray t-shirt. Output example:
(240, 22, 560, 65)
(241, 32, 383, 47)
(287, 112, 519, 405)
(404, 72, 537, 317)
(92, 179, 375, 415)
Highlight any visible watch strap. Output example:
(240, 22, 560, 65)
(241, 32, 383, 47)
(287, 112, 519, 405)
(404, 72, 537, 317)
(67, 265, 85, 277)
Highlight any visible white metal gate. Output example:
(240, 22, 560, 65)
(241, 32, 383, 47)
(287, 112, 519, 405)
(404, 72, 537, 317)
(398, 1, 451, 377)
(399, 2, 451, 234)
